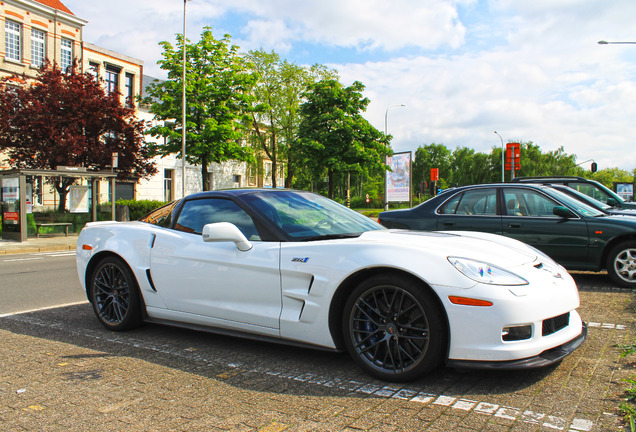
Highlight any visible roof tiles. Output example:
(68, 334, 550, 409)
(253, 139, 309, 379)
(33, 0, 74, 15)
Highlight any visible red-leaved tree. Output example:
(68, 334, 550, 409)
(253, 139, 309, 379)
(0, 62, 156, 211)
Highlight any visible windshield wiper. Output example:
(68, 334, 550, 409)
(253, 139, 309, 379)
(301, 233, 361, 241)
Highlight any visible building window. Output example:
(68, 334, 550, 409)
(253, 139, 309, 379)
(105, 65, 120, 95)
(61, 38, 73, 71)
(248, 165, 257, 186)
(5, 20, 21, 62)
(264, 162, 272, 186)
(31, 29, 46, 68)
(124, 73, 134, 107)
(164, 169, 173, 202)
(88, 61, 99, 79)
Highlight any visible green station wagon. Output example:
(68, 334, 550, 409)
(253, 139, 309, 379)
(379, 183, 636, 288)
(512, 176, 636, 209)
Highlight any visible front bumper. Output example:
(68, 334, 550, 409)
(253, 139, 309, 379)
(446, 322, 587, 370)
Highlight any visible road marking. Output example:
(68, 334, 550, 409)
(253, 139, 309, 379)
(0, 301, 88, 318)
(2, 251, 75, 262)
(30, 251, 76, 257)
(587, 322, 627, 330)
(2, 257, 44, 263)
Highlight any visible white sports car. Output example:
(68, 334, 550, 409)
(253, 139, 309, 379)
(76, 189, 586, 382)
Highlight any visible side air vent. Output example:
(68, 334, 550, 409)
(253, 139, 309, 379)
(146, 269, 157, 292)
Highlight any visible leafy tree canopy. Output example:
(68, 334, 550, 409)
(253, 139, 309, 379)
(144, 27, 256, 191)
(245, 49, 337, 188)
(297, 79, 391, 198)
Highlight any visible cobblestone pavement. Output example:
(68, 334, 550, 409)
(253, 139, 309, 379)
(0, 265, 634, 430)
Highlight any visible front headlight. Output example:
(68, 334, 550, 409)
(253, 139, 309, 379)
(448, 257, 528, 286)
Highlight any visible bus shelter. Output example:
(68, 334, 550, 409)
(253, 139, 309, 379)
(0, 168, 117, 242)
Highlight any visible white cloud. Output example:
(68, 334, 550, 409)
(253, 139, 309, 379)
(217, 0, 468, 51)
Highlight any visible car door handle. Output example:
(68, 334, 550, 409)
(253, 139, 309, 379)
(443, 222, 455, 227)
(508, 223, 522, 228)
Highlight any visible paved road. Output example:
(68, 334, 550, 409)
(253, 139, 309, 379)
(0, 271, 633, 431)
(0, 252, 85, 316)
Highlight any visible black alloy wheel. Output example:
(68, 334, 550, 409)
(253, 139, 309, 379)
(343, 274, 445, 382)
(90, 256, 142, 331)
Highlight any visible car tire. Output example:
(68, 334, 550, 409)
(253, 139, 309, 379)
(89, 256, 143, 331)
(606, 242, 636, 288)
(342, 274, 446, 382)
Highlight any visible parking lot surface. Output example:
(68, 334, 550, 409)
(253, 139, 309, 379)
(0, 270, 634, 431)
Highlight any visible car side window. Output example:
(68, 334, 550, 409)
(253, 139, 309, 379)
(439, 194, 461, 214)
(569, 182, 610, 204)
(439, 189, 497, 215)
(504, 189, 558, 217)
(140, 200, 180, 227)
(174, 198, 260, 240)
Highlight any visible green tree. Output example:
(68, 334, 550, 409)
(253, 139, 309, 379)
(144, 28, 256, 191)
(0, 63, 156, 211)
(449, 147, 495, 186)
(515, 143, 580, 177)
(591, 168, 633, 188)
(246, 49, 336, 188)
(297, 79, 391, 199)
(412, 143, 452, 193)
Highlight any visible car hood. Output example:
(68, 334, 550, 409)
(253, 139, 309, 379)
(359, 229, 540, 267)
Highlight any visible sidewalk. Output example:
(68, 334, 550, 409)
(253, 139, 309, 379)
(0, 234, 78, 255)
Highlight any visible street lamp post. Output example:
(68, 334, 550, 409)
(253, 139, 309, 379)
(384, 104, 405, 211)
(181, 0, 188, 198)
(598, 40, 636, 45)
(494, 131, 504, 182)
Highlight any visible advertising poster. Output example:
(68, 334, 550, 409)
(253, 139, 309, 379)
(69, 185, 89, 213)
(615, 182, 634, 202)
(386, 152, 411, 202)
(1, 177, 20, 224)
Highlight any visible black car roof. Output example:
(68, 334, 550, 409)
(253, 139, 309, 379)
(511, 176, 596, 183)
(442, 183, 553, 191)
(184, 188, 295, 200)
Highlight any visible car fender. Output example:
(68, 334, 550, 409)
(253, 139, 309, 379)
(76, 221, 167, 309)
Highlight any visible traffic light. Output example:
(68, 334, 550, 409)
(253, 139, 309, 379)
(591, 162, 598, 173)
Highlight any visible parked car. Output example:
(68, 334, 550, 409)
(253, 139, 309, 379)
(549, 184, 636, 216)
(511, 176, 636, 209)
(379, 183, 636, 288)
(77, 188, 585, 382)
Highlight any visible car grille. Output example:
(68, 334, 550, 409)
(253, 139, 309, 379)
(542, 312, 570, 336)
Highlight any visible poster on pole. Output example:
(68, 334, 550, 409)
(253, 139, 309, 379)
(386, 151, 411, 202)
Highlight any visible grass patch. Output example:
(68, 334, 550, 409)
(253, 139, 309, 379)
(619, 339, 636, 431)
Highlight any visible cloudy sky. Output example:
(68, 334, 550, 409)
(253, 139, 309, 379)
(62, 0, 636, 172)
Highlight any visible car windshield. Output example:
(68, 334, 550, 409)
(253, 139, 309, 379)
(243, 191, 384, 240)
(546, 188, 605, 217)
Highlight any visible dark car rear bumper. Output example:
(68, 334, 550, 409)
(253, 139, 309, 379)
(446, 323, 587, 370)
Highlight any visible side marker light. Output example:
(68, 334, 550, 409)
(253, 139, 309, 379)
(82, 244, 93, 250)
(448, 296, 493, 307)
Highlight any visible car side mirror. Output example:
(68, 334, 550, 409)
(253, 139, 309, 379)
(553, 206, 576, 218)
(607, 197, 620, 208)
(202, 222, 253, 251)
